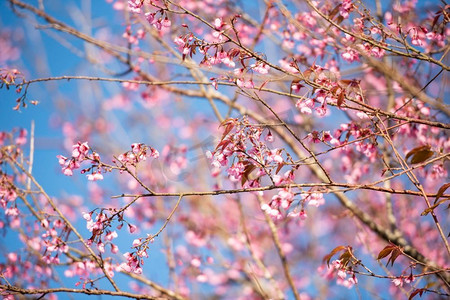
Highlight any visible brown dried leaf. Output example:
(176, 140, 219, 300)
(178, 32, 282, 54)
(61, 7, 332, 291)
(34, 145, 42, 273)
(328, 5, 340, 20)
(405, 145, 429, 160)
(410, 149, 434, 164)
(434, 182, 450, 204)
(405, 145, 434, 164)
(421, 198, 449, 216)
(336, 16, 344, 24)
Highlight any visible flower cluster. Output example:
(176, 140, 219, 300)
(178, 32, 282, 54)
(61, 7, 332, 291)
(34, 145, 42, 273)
(392, 274, 414, 287)
(57, 141, 103, 180)
(305, 130, 333, 144)
(64, 259, 116, 288)
(319, 260, 358, 289)
(208, 117, 295, 188)
(127, 0, 171, 31)
(332, 122, 378, 162)
(261, 188, 295, 220)
(39, 218, 73, 266)
(120, 251, 144, 274)
(0, 173, 17, 209)
(116, 143, 159, 166)
(301, 191, 325, 207)
(83, 210, 121, 254)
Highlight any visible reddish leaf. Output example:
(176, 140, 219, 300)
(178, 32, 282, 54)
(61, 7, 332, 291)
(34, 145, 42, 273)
(337, 91, 345, 107)
(377, 245, 395, 260)
(275, 162, 284, 175)
(221, 123, 235, 140)
(241, 163, 256, 186)
(228, 48, 241, 58)
(302, 69, 312, 80)
(340, 79, 353, 85)
(323, 245, 347, 267)
(431, 14, 441, 30)
(259, 79, 270, 91)
(377, 244, 402, 267)
(387, 248, 402, 267)
(408, 288, 425, 300)
(215, 139, 231, 151)
(434, 183, 450, 204)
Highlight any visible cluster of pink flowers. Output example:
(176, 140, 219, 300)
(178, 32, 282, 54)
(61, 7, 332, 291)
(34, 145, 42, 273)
(57, 141, 92, 176)
(236, 77, 255, 89)
(58, 142, 159, 182)
(319, 260, 358, 289)
(301, 191, 325, 207)
(126, 0, 171, 32)
(0, 252, 54, 291)
(64, 259, 116, 288)
(341, 47, 360, 63)
(41, 218, 69, 265)
(116, 143, 159, 166)
(391, 274, 414, 287)
(83, 210, 125, 256)
(250, 61, 270, 74)
(145, 12, 171, 31)
(306, 130, 333, 144)
(339, 0, 355, 19)
(261, 188, 295, 220)
(0, 173, 17, 209)
(174, 34, 193, 57)
(333, 122, 378, 162)
(208, 117, 295, 188)
(120, 252, 143, 274)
